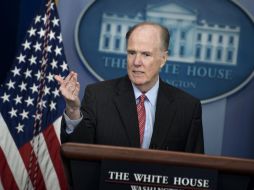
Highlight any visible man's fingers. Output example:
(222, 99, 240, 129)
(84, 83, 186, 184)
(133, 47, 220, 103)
(54, 71, 77, 85)
(63, 72, 78, 88)
(56, 71, 80, 101)
(54, 75, 64, 84)
(72, 82, 80, 96)
(64, 71, 74, 81)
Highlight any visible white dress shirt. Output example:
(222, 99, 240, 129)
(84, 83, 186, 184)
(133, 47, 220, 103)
(132, 79, 159, 149)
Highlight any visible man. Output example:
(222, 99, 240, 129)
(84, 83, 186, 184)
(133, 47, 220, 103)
(55, 22, 204, 153)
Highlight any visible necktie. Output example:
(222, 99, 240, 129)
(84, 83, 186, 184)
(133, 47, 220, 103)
(137, 94, 146, 146)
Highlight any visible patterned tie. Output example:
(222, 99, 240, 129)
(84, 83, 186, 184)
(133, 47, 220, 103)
(137, 94, 146, 146)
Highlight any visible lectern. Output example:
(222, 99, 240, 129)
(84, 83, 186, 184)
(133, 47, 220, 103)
(61, 143, 254, 190)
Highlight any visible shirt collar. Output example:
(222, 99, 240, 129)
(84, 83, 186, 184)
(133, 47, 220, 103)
(132, 78, 159, 107)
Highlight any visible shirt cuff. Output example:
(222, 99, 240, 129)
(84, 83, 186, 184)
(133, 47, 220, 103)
(63, 111, 83, 134)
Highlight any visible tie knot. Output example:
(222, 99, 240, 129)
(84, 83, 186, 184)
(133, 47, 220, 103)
(139, 94, 146, 103)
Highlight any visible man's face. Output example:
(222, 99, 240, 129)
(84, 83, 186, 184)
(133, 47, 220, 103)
(127, 25, 167, 92)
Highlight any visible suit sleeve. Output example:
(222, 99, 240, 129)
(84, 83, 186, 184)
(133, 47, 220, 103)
(60, 85, 97, 143)
(185, 101, 204, 153)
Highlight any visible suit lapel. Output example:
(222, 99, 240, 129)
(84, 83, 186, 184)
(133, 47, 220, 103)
(150, 81, 176, 148)
(113, 77, 140, 147)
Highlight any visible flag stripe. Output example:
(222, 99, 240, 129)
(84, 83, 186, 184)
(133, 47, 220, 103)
(32, 132, 61, 190)
(0, 114, 33, 190)
(44, 121, 68, 190)
(0, 178, 4, 190)
(53, 116, 62, 143)
(0, 147, 19, 190)
(19, 143, 47, 190)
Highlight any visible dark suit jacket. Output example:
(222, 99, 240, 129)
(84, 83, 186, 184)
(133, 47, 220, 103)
(61, 76, 204, 153)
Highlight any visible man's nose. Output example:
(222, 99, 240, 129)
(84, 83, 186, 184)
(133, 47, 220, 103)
(133, 54, 142, 66)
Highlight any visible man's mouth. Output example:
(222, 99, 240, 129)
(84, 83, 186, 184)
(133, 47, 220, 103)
(133, 71, 144, 74)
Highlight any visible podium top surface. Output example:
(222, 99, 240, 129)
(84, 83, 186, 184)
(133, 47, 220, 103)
(61, 143, 254, 175)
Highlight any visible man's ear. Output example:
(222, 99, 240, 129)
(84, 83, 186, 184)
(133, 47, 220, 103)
(160, 51, 168, 68)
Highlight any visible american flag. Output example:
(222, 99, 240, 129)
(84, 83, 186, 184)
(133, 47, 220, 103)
(0, 0, 68, 189)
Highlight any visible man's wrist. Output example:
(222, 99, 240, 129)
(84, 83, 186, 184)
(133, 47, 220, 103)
(65, 106, 81, 120)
